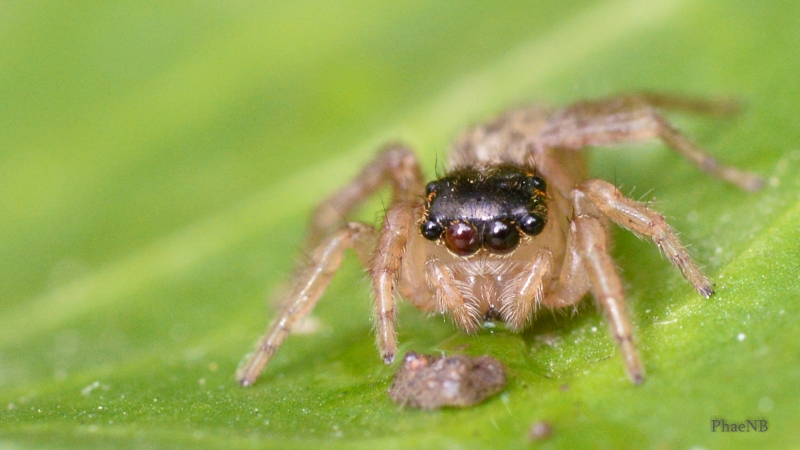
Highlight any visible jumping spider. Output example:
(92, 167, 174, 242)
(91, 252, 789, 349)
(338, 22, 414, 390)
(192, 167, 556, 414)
(237, 93, 763, 387)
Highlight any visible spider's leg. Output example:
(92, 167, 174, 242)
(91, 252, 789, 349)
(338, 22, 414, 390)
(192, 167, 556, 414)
(545, 220, 592, 309)
(537, 94, 764, 191)
(571, 190, 644, 384)
(237, 222, 375, 387)
(583, 92, 742, 117)
(319, 144, 425, 366)
(307, 144, 425, 248)
(241, 144, 425, 382)
(579, 178, 713, 297)
(371, 203, 418, 364)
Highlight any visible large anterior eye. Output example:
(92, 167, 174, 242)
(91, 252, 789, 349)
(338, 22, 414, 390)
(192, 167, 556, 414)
(444, 221, 481, 256)
(484, 219, 520, 254)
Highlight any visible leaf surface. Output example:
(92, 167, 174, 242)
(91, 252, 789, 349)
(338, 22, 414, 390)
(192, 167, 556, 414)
(1, 0, 798, 448)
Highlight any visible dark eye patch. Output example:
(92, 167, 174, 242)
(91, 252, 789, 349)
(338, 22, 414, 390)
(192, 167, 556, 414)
(483, 219, 519, 254)
(444, 221, 481, 256)
(519, 214, 545, 236)
(420, 220, 443, 240)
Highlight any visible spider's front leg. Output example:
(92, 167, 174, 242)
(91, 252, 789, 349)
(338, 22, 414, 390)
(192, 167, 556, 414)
(372, 203, 418, 363)
(579, 179, 713, 297)
(238, 144, 425, 386)
(307, 144, 425, 247)
(568, 177, 719, 384)
(237, 222, 376, 386)
(570, 189, 645, 384)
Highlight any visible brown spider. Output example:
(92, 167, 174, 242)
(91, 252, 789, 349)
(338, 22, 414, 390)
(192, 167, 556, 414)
(237, 93, 763, 387)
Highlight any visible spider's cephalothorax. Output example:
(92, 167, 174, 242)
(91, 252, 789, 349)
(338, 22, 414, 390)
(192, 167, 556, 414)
(238, 93, 765, 388)
(420, 164, 548, 256)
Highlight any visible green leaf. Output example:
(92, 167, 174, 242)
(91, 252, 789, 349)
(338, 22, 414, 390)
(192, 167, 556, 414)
(2, 0, 798, 448)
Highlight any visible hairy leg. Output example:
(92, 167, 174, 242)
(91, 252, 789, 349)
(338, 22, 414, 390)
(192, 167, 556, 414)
(307, 143, 425, 247)
(579, 178, 713, 297)
(237, 222, 375, 387)
(573, 214, 644, 384)
(572, 189, 644, 384)
(567, 92, 742, 117)
(545, 221, 591, 308)
(537, 94, 763, 191)
(372, 204, 418, 363)
(247, 143, 425, 373)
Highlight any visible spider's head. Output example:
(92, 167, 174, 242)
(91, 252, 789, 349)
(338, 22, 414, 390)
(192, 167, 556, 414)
(420, 164, 548, 256)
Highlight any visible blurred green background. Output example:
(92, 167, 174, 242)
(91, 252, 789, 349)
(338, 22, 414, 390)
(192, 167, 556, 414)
(1, 0, 799, 448)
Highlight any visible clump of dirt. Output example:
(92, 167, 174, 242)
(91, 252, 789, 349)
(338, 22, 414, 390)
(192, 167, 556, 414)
(388, 351, 507, 409)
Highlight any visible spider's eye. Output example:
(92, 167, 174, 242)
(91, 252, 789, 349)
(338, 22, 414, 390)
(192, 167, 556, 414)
(519, 214, 546, 236)
(444, 221, 481, 256)
(420, 220, 443, 240)
(531, 176, 546, 192)
(425, 181, 438, 195)
(484, 219, 519, 254)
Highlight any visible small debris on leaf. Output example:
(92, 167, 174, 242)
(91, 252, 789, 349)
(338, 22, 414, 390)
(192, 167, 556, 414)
(388, 351, 507, 409)
(528, 420, 553, 441)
